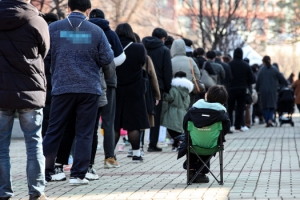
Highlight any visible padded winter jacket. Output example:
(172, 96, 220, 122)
(0, 0, 50, 109)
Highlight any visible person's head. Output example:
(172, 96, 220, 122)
(215, 50, 222, 58)
(251, 64, 259, 73)
(262, 55, 271, 68)
(174, 71, 187, 78)
(68, 0, 91, 15)
(273, 62, 279, 69)
(233, 47, 243, 59)
(152, 28, 168, 41)
(243, 57, 250, 64)
(206, 51, 216, 60)
(42, 13, 59, 25)
(183, 38, 193, 47)
(193, 48, 205, 57)
(222, 56, 231, 63)
(89, 9, 105, 19)
(134, 32, 141, 43)
(115, 23, 136, 42)
(205, 85, 228, 105)
(164, 35, 174, 49)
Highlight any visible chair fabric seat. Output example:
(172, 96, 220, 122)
(187, 121, 222, 149)
(190, 145, 221, 155)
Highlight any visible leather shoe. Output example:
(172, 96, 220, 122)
(29, 193, 48, 200)
(147, 146, 162, 152)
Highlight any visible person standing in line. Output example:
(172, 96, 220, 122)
(215, 50, 233, 90)
(227, 48, 255, 132)
(170, 39, 200, 107)
(41, 13, 59, 138)
(114, 23, 150, 162)
(256, 56, 288, 127)
(193, 48, 216, 76)
(292, 72, 300, 112)
(0, 0, 50, 199)
(142, 28, 173, 152)
(89, 9, 126, 169)
(161, 71, 194, 151)
(42, 0, 114, 186)
(206, 51, 225, 85)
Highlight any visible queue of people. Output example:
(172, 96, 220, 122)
(0, 0, 297, 199)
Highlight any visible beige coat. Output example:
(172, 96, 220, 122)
(143, 56, 161, 127)
(292, 80, 300, 104)
(170, 39, 200, 81)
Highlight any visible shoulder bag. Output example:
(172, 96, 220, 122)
(143, 57, 156, 115)
(189, 58, 205, 94)
(200, 61, 216, 88)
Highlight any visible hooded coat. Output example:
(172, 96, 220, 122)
(142, 36, 173, 92)
(161, 77, 194, 133)
(228, 48, 255, 90)
(256, 65, 288, 109)
(0, 0, 50, 109)
(170, 39, 200, 82)
(89, 18, 125, 88)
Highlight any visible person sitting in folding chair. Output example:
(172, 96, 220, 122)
(178, 85, 230, 184)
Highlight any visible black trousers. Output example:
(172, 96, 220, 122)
(43, 93, 99, 181)
(149, 90, 164, 148)
(228, 88, 246, 129)
(167, 128, 181, 147)
(100, 87, 116, 158)
(55, 107, 102, 165)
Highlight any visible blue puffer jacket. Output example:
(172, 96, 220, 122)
(49, 12, 114, 96)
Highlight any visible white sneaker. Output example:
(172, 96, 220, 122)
(50, 166, 66, 181)
(69, 177, 89, 186)
(230, 126, 235, 132)
(140, 148, 145, 157)
(85, 167, 99, 180)
(241, 126, 249, 131)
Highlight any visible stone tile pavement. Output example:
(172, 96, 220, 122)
(7, 114, 300, 200)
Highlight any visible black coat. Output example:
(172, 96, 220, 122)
(228, 49, 255, 90)
(0, 0, 50, 109)
(194, 56, 216, 75)
(42, 54, 52, 136)
(215, 58, 233, 87)
(142, 36, 173, 92)
(114, 37, 150, 130)
(177, 107, 230, 159)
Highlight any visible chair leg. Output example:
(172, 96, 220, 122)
(219, 149, 224, 185)
(187, 134, 191, 185)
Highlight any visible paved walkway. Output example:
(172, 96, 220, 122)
(8, 114, 300, 200)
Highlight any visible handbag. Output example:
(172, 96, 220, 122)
(245, 88, 253, 104)
(143, 57, 156, 115)
(200, 61, 216, 88)
(189, 58, 205, 94)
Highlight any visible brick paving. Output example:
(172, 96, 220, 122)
(7, 114, 300, 200)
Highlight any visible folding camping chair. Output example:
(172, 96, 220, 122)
(187, 121, 224, 185)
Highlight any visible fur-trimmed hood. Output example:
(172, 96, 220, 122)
(171, 77, 194, 93)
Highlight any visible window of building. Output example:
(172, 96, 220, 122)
(160, 0, 168, 7)
(177, 0, 184, 6)
(260, 0, 265, 10)
(178, 16, 192, 29)
(268, 2, 273, 11)
(252, 0, 257, 10)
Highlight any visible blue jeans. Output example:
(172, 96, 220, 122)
(0, 108, 45, 198)
(263, 108, 275, 123)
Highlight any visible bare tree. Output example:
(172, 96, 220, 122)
(183, 0, 259, 53)
(31, 0, 67, 19)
